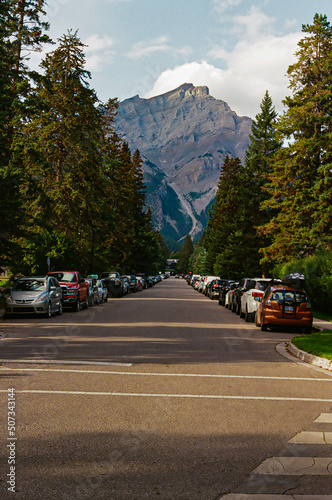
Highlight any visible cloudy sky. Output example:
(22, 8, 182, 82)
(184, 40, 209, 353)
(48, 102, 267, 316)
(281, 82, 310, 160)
(40, 0, 332, 117)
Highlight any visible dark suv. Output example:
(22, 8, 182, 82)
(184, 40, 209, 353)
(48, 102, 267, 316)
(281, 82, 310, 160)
(231, 278, 252, 315)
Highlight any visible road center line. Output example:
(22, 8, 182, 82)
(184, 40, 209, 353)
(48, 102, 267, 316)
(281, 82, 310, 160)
(0, 389, 331, 402)
(0, 367, 331, 382)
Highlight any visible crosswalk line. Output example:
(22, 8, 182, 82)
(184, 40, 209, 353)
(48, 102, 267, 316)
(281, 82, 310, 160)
(288, 431, 332, 444)
(252, 456, 332, 475)
(315, 413, 332, 423)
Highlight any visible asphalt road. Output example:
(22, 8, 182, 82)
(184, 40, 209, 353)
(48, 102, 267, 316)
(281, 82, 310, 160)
(0, 277, 331, 499)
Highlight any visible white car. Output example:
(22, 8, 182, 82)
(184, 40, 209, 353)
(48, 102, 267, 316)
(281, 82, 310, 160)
(202, 276, 220, 295)
(240, 278, 281, 322)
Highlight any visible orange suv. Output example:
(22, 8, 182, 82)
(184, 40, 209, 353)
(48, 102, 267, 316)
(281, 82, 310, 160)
(255, 284, 313, 334)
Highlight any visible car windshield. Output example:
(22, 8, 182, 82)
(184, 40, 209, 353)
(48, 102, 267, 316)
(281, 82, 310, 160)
(13, 279, 46, 292)
(256, 281, 272, 291)
(271, 290, 308, 303)
(49, 272, 76, 283)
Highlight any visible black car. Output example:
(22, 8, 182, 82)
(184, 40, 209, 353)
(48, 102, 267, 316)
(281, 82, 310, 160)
(218, 280, 237, 306)
(100, 272, 124, 298)
(206, 279, 227, 300)
(231, 278, 252, 315)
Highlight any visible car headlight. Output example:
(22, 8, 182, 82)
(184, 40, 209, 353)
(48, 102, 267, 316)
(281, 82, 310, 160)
(34, 292, 48, 302)
(6, 296, 13, 304)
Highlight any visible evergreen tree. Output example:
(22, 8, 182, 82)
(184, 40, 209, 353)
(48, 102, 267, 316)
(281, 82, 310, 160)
(12, 30, 107, 273)
(244, 90, 281, 274)
(177, 234, 194, 274)
(204, 156, 262, 278)
(0, 0, 51, 267)
(260, 14, 332, 263)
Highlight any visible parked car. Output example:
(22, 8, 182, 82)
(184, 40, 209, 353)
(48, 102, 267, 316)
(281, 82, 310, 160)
(100, 272, 124, 298)
(47, 271, 89, 311)
(231, 278, 252, 314)
(202, 276, 220, 295)
(196, 276, 205, 293)
(218, 280, 237, 306)
(136, 277, 143, 291)
(120, 276, 130, 294)
(95, 279, 108, 303)
(225, 283, 239, 309)
(5, 275, 63, 317)
(240, 278, 281, 322)
(206, 279, 227, 300)
(126, 275, 138, 293)
(255, 284, 313, 333)
(85, 277, 99, 306)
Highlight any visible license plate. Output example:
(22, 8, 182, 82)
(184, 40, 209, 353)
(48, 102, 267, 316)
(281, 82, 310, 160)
(285, 306, 294, 312)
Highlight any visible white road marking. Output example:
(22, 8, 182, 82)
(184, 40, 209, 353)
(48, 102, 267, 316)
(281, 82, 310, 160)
(253, 456, 332, 475)
(0, 389, 331, 402)
(315, 413, 332, 423)
(0, 366, 331, 382)
(288, 431, 332, 444)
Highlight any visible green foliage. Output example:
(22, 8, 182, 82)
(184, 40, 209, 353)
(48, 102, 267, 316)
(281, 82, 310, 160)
(0, 21, 168, 275)
(260, 14, 332, 264)
(274, 248, 332, 314)
(203, 156, 262, 277)
(177, 235, 194, 274)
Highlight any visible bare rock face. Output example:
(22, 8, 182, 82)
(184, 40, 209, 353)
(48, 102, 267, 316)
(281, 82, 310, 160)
(114, 83, 252, 244)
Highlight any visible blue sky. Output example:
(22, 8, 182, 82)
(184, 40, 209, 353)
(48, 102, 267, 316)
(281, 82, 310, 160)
(39, 0, 332, 117)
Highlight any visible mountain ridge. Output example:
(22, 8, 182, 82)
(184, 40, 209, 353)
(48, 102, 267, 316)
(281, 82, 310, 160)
(114, 83, 252, 244)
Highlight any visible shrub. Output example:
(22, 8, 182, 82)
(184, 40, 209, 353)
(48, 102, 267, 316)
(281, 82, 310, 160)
(274, 249, 332, 314)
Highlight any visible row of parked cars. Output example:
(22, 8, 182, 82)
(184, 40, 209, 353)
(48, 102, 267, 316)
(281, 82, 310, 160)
(4, 271, 166, 318)
(186, 273, 313, 334)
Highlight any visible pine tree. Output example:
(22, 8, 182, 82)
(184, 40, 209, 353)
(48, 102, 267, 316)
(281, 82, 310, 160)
(244, 91, 281, 274)
(178, 234, 194, 274)
(12, 30, 107, 273)
(0, 0, 51, 267)
(260, 14, 332, 263)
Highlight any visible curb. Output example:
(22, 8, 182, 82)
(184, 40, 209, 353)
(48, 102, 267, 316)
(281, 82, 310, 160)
(287, 341, 332, 373)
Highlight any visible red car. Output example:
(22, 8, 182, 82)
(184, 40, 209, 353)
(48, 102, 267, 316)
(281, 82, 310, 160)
(255, 284, 313, 334)
(47, 271, 89, 311)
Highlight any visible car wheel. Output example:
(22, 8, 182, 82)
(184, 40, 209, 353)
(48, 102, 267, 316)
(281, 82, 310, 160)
(261, 318, 268, 331)
(245, 308, 252, 322)
(73, 299, 80, 312)
(45, 301, 52, 318)
(57, 301, 63, 315)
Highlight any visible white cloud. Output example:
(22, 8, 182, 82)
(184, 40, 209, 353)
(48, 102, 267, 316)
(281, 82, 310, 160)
(233, 5, 275, 38)
(84, 34, 115, 71)
(211, 0, 243, 15)
(145, 31, 301, 118)
(127, 36, 171, 59)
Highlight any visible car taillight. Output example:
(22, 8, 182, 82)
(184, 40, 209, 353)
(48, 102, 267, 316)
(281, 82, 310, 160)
(252, 291, 263, 298)
(213, 284, 218, 288)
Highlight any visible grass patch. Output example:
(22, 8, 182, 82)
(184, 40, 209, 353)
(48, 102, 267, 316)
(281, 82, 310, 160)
(292, 330, 332, 361)
(313, 310, 332, 323)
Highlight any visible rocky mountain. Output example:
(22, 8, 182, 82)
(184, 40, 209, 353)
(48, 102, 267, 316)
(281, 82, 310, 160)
(114, 83, 252, 246)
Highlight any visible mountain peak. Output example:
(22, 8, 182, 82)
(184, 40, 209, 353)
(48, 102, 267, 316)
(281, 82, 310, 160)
(155, 83, 210, 101)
